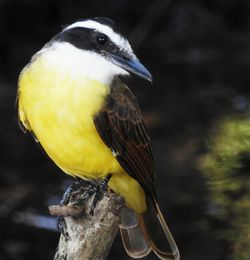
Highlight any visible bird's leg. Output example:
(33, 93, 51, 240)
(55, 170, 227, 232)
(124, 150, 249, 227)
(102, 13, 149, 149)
(60, 178, 87, 205)
(90, 176, 111, 215)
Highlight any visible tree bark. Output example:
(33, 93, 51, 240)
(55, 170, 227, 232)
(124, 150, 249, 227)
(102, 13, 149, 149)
(49, 192, 124, 260)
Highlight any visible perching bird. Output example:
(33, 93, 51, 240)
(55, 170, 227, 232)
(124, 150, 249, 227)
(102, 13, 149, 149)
(17, 17, 179, 259)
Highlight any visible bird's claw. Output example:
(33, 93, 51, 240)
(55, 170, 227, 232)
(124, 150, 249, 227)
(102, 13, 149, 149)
(57, 216, 70, 240)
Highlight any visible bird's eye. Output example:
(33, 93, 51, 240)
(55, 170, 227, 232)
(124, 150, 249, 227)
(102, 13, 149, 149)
(96, 33, 108, 45)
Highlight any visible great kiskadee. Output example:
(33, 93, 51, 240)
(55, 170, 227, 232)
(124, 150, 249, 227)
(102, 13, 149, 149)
(17, 17, 179, 259)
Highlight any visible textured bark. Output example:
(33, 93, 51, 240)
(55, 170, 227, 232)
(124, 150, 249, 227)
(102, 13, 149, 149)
(49, 192, 124, 260)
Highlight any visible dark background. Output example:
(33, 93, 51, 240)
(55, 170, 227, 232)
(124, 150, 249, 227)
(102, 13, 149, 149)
(0, 0, 250, 259)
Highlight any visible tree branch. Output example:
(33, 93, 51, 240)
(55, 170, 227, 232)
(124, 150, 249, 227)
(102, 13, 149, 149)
(49, 192, 124, 260)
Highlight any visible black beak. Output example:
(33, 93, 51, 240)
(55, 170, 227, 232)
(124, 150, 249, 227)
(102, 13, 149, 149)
(109, 54, 153, 83)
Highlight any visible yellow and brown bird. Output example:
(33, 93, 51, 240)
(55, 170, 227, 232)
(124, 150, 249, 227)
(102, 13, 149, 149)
(17, 17, 179, 259)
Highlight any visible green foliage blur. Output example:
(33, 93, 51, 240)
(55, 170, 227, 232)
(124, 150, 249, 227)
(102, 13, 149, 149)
(199, 118, 250, 259)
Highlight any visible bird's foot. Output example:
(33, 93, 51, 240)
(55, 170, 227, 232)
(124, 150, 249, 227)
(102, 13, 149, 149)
(69, 175, 111, 215)
(60, 175, 111, 213)
(60, 178, 86, 206)
(57, 216, 70, 240)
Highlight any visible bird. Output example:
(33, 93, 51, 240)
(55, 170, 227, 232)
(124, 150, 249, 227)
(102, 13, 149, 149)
(17, 17, 179, 260)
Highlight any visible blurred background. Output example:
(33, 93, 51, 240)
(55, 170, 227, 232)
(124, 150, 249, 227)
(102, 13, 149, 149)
(0, 0, 250, 259)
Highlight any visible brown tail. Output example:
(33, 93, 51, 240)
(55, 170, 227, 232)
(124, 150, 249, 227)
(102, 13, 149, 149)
(119, 200, 179, 260)
(119, 207, 152, 258)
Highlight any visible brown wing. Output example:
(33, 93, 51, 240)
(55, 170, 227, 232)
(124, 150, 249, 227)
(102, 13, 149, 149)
(94, 79, 156, 199)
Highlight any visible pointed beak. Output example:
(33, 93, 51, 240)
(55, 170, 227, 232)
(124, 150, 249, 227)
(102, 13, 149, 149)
(109, 54, 153, 83)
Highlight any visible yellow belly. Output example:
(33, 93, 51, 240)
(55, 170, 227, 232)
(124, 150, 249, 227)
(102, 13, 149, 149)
(18, 54, 146, 213)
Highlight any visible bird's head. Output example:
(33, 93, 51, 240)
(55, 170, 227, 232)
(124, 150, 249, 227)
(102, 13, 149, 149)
(45, 17, 152, 84)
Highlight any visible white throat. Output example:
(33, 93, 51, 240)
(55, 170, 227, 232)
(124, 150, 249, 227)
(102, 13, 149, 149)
(38, 42, 129, 85)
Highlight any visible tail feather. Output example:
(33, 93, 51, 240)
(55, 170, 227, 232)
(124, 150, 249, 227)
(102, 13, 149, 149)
(119, 207, 151, 258)
(119, 200, 179, 260)
(140, 200, 180, 260)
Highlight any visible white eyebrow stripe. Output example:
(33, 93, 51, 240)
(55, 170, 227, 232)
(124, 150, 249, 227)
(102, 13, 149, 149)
(64, 20, 134, 55)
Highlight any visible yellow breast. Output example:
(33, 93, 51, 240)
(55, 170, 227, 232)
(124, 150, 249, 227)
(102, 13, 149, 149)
(18, 54, 122, 178)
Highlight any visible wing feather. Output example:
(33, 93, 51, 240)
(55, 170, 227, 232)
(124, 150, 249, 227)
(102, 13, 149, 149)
(94, 79, 156, 199)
